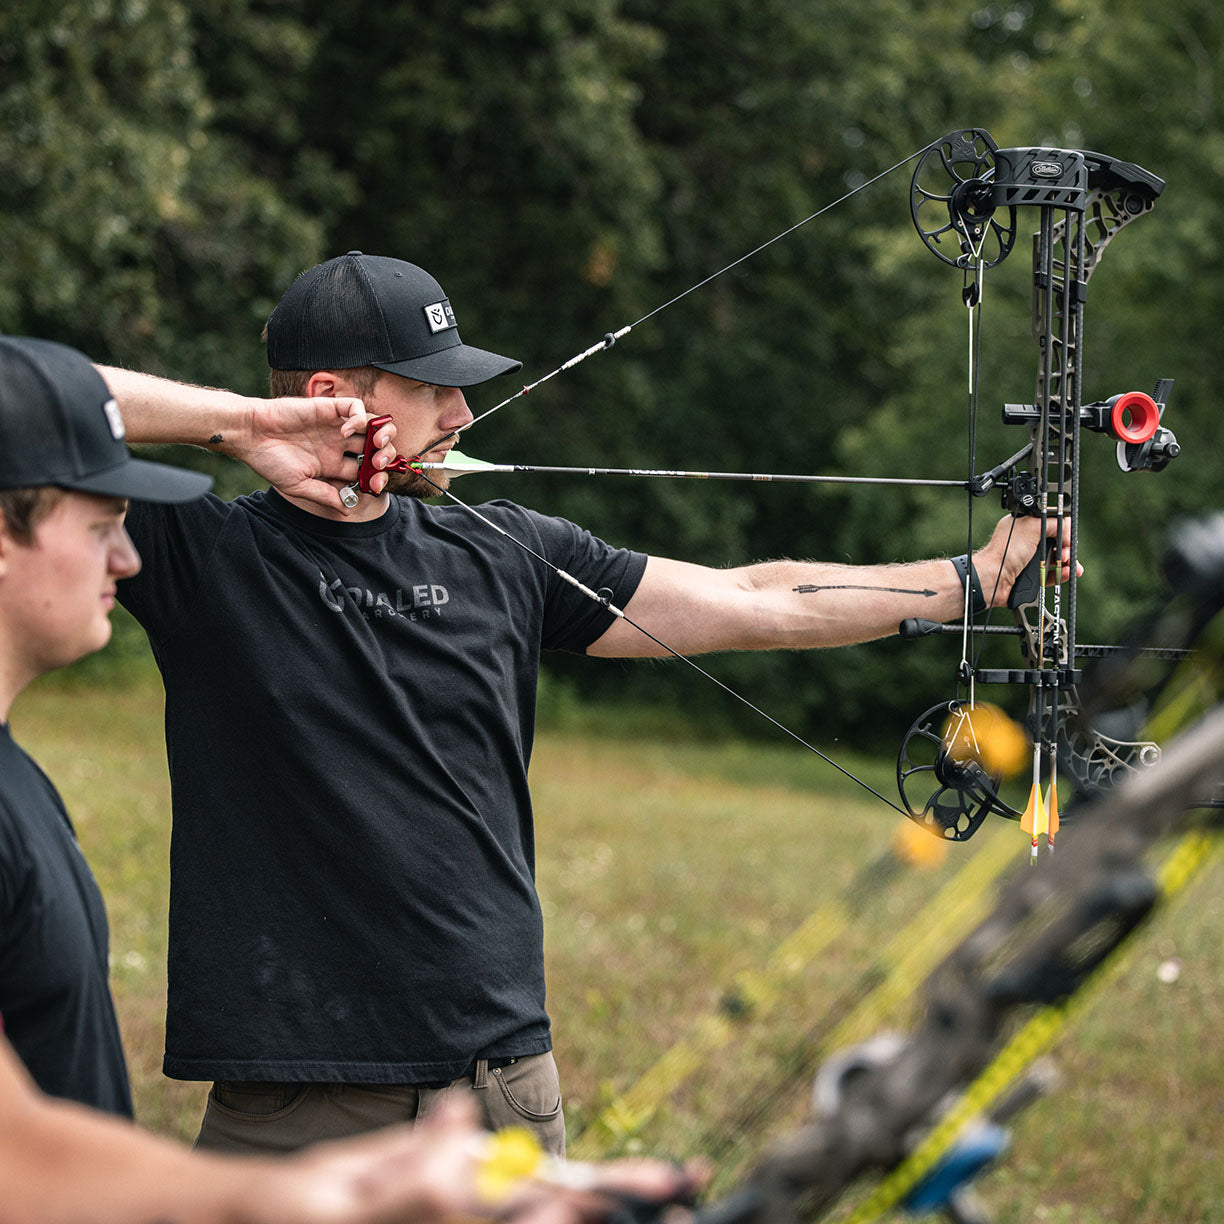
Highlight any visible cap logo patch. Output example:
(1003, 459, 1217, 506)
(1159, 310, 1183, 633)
(102, 397, 126, 441)
(424, 300, 457, 334)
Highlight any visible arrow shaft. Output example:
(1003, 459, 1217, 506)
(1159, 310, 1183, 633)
(416, 460, 967, 489)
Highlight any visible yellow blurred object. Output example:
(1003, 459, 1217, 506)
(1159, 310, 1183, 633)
(476, 1127, 545, 1204)
(942, 702, 1029, 778)
(893, 817, 950, 867)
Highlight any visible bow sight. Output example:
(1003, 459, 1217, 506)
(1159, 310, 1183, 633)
(899, 128, 1184, 843)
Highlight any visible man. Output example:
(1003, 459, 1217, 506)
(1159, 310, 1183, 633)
(102, 252, 1068, 1157)
(0, 335, 212, 1117)
(0, 334, 693, 1222)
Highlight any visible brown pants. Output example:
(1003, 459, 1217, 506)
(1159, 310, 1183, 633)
(194, 1052, 565, 1156)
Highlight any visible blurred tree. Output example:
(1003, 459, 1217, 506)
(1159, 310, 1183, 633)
(0, 0, 331, 509)
(286, 0, 667, 494)
(829, 0, 1223, 740)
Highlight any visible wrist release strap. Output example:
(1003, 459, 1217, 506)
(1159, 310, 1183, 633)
(950, 553, 988, 615)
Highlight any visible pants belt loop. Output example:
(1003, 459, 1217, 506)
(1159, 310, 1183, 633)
(473, 1057, 490, 1090)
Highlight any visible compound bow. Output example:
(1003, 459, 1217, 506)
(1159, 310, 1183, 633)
(894, 128, 1182, 844)
(660, 511, 1224, 1224)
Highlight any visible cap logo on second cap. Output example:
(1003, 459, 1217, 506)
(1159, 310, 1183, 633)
(424, 300, 457, 335)
(102, 398, 126, 441)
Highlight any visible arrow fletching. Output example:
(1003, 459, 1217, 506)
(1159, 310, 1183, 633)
(414, 450, 503, 478)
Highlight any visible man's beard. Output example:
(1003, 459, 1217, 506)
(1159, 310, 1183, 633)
(384, 466, 450, 500)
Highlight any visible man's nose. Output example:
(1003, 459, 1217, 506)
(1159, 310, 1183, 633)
(440, 387, 474, 432)
(111, 526, 142, 579)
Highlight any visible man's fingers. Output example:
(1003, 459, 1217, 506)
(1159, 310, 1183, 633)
(337, 410, 397, 486)
(339, 409, 396, 448)
(1043, 543, 1083, 585)
(1040, 515, 1074, 545)
(338, 396, 369, 424)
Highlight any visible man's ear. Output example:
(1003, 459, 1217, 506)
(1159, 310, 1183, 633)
(305, 372, 341, 398)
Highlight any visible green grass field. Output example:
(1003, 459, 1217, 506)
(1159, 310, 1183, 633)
(10, 671, 1223, 1223)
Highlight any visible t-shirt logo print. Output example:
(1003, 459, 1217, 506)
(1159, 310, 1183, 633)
(423, 300, 457, 334)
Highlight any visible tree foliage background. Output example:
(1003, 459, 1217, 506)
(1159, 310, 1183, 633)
(1, 0, 1219, 746)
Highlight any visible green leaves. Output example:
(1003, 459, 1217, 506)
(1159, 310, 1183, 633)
(0, 0, 326, 388)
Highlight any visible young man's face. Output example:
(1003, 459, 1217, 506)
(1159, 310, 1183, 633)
(0, 491, 141, 681)
(348, 372, 475, 499)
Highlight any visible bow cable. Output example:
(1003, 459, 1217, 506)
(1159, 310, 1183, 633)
(414, 467, 909, 815)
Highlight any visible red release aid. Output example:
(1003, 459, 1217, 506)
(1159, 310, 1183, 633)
(358, 414, 411, 493)
(1107, 391, 1160, 444)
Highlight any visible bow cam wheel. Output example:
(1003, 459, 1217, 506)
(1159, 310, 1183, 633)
(911, 129, 1017, 270)
(897, 700, 1019, 841)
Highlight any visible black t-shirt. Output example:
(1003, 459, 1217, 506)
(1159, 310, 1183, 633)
(0, 726, 133, 1115)
(120, 490, 646, 1083)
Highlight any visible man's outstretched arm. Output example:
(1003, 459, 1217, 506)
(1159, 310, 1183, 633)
(590, 513, 1076, 657)
(97, 366, 396, 510)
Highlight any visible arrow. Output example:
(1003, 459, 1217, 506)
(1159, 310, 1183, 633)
(414, 451, 968, 490)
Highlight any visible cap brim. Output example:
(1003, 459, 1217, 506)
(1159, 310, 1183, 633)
(67, 456, 213, 504)
(374, 343, 522, 388)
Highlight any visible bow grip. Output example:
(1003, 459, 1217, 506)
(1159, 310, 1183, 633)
(1008, 543, 1050, 609)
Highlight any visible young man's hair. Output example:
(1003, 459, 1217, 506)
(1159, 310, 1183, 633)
(0, 487, 65, 545)
(266, 365, 384, 399)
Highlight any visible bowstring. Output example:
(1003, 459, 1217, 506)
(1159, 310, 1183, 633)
(961, 237, 986, 705)
(955, 220, 1015, 698)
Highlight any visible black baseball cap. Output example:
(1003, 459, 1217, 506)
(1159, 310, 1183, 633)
(265, 251, 522, 387)
(0, 336, 212, 502)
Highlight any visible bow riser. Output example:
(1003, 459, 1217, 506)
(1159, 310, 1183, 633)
(1010, 162, 1165, 807)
